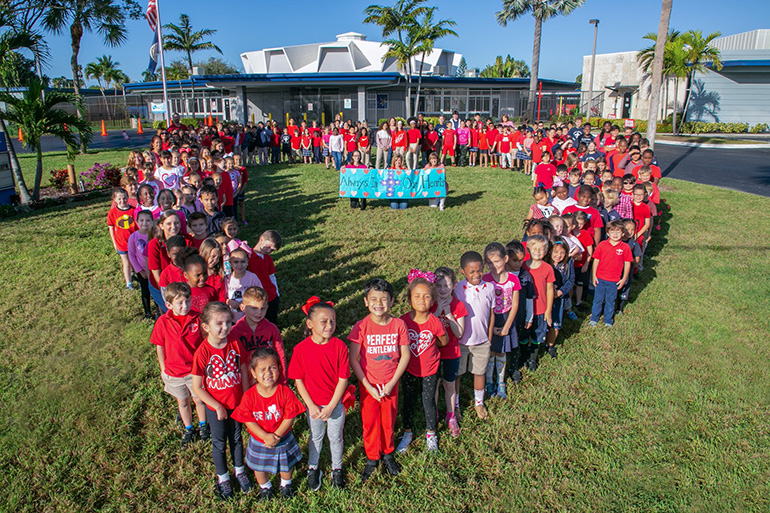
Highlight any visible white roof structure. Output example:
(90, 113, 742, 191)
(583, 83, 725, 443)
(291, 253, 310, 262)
(240, 32, 462, 76)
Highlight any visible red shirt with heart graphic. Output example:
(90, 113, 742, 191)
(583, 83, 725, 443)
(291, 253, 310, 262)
(192, 338, 247, 410)
(400, 313, 446, 378)
(430, 298, 468, 360)
(232, 384, 305, 444)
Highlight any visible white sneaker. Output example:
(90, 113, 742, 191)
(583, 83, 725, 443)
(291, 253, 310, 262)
(396, 432, 413, 453)
(426, 433, 438, 452)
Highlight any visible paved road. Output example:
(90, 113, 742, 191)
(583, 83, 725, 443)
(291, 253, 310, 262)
(10, 130, 770, 197)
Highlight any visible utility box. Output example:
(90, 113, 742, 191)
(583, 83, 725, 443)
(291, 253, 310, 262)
(0, 131, 14, 205)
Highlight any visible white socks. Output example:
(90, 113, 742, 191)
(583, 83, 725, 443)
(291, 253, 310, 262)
(474, 389, 484, 406)
(217, 473, 229, 484)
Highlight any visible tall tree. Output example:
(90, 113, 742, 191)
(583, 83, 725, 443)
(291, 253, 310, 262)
(496, 0, 585, 120)
(456, 56, 467, 77)
(364, 0, 430, 119)
(0, 76, 92, 201)
(680, 30, 722, 128)
(43, 0, 140, 153)
(638, 30, 683, 132)
(196, 57, 241, 75)
(480, 54, 530, 78)
(85, 54, 120, 119)
(412, 7, 457, 114)
(0, 3, 46, 205)
(645, 0, 673, 147)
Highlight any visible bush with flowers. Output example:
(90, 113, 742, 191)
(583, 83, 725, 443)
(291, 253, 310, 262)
(80, 162, 122, 191)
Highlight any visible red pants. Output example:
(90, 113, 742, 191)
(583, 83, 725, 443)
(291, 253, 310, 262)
(360, 383, 399, 461)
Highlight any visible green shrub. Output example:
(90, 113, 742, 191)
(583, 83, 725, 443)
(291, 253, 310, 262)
(151, 117, 200, 130)
(750, 123, 769, 134)
(49, 168, 69, 191)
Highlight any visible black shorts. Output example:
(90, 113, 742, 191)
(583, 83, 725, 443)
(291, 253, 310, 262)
(575, 268, 590, 287)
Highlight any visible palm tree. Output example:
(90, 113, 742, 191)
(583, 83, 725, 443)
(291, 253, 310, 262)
(644, 0, 673, 147)
(480, 55, 530, 78)
(638, 30, 686, 133)
(43, 0, 139, 153)
(0, 76, 92, 201)
(412, 7, 457, 114)
(142, 70, 158, 82)
(85, 55, 120, 120)
(364, 0, 430, 118)
(0, 3, 45, 205)
(496, 0, 585, 120)
(680, 30, 722, 128)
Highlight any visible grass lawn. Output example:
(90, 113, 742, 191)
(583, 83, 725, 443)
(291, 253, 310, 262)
(1, 161, 769, 512)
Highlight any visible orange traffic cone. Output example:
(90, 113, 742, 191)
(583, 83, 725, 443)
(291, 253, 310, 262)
(137, 118, 144, 134)
(100, 120, 108, 136)
(18, 127, 23, 142)
(207, 114, 213, 126)
(214, 115, 218, 123)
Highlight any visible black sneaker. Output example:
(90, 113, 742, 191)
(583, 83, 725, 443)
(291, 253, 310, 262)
(548, 345, 558, 359)
(181, 428, 195, 448)
(199, 423, 210, 442)
(236, 472, 252, 493)
(259, 486, 273, 501)
(217, 480, 234, 501)
(383, 453, 401, 476)
(307, 468, 322, 491)
(526, 346, 540, 371)
(510, 368, 522, 384)
(175, 411, 183, 427)
(332, 469, 345, 489)
(280, 483, 295, 498)
(361, 459, 379, 482)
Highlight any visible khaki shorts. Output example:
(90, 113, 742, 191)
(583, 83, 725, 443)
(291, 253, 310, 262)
(458, 341, 491, 376)
(161, 372, 197, 401)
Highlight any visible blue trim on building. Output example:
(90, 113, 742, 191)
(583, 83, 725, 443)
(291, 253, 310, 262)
(707, 60, 770, 69)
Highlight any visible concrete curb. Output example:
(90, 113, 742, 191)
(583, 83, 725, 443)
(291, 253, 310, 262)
(656, 139, 770, 149)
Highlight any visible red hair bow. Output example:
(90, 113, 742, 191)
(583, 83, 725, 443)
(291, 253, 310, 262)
(301, 296, 335, 315)
(408, 268, 435, 283)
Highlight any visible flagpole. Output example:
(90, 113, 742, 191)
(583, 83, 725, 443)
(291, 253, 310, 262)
(154, 0, 171, 128)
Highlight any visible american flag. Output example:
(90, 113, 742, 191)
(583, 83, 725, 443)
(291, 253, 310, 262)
(145, 0, 158, 32)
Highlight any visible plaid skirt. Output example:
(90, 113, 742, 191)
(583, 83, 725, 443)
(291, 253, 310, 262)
(245, 433, 303, 474)
(516, 150, 530, 160)
(322, 148, 330, 157)
(302, 149, 312, 157)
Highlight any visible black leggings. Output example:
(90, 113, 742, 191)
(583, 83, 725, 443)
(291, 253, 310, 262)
(134, 272, 153, 317)
(207, 407, 244, 476)
(401, 372, 439, 432)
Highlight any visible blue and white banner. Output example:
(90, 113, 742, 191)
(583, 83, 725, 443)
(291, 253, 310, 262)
(339, 167, 446, 200)
(147, 32, 159, 75)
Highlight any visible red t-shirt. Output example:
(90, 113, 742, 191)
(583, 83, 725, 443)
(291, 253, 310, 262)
(290, 135, 301, 150)
(632, 163, 662, 180)
(231, 384, 304, 443)
(301, 135, 311, 148)
(190, 284, 219, 313)
(191, 338, 247, 410)
(147, 238, 172, 288)
(220, 135, 235, 154)
(230, 317, 286, 381)
(312, 131, 322, 147)
(107, 205, 137, 252)
(358, 135, 369, 149)
(159, 264, 185, 288)
(497, 134, 512, 154)
(442, 129, 456, 148)
(611, 151, 628, 177)
(189, 236, 206, 250)
(534, 163, 556, 189)
(421, 130, 438, 152)
(206, 273, 226, 300)
(593, 240, 633, 282)
(574, 229, 595, 268)
(470, 128, 480, 147)
(287, 336, 350, 406)
(216, 172, 234, 207)
(632, 202, 651, 234)
(430, 298, 467, 360)
(531, 141, 548, 163)
(392, 130, 407, 149)
(487, 129, 499, 150)
(527, 262, 555, 315)
(247, 252, 278, 302)
(150, 310, 203, 377)
(562, 205, 604, 242)
(407, 128, 421, 144)
(400, 313, 445, 378)
(343, 134, 356, 152)
(479, 132, 489, 151)
(348, 316, 409, 385)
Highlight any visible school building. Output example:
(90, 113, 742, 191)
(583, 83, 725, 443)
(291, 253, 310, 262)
(125, 32, 578, 125)
(580, 29, 770, 126)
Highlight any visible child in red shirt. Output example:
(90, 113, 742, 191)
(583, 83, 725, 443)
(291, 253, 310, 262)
(534, 151, 556, 192)
(441, 121, 457, 166)
(184, 253, 221, 314)
(248, 229, 282, 325)
(430, 266, 467, 437)
(478, 126, 489, 168)
(150, 282, 208, 447)
(562, 185, 604, 244)
(349, 278, 410, 481)
(523, 235, 554, 372)
(232, 347, 304, 500)
(288, 298, 351, 491)
(631, 184, 652, 248)
(231, 286, 286, 381)
(396, 273, 447, 454)
(570, 211, 595, 309)
(590, 221, 633, 327)
(192, 302, 250, 500)
(107, 187, 137, 288)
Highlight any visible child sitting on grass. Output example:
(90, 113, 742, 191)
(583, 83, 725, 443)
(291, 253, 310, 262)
(150, 282, 208, 448)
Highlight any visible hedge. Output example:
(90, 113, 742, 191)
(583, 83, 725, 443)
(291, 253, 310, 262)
(152, 117, 200, 130)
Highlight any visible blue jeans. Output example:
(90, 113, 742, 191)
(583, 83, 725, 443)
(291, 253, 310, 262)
(591, 279, 619, 325)
(332, 151, 343, 171)
(149, 283, 168, 313)
(390, 200, 408, 210)
(387, 147, 393, 166)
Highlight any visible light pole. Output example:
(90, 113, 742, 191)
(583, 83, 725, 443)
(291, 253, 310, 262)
(586, 19, 600, 123)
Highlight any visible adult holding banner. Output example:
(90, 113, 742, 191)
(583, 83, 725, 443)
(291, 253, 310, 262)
(347, 150, 367, 211)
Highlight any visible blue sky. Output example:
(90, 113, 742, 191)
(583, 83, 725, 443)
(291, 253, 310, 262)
(38, 0, 769, 85)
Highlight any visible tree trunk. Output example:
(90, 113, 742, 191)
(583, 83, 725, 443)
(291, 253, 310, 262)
(526, 16, 543, 121)
(645, 0, 673, 148)
(663, 77, 669, 119)
(681, 71, 694, 128)
(33, 145, 43, 201)
(70, 19, 86, 154)
(672, 77, 678, 135)
(98, 84, 110, 122)
(1, 118, 32, 205)
(404, 58, 412, 119)
(187, 51, 195, 117)
(414, 53, 426, 116)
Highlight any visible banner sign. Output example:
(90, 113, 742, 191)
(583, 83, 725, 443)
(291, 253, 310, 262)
(339, 167, 446, 199)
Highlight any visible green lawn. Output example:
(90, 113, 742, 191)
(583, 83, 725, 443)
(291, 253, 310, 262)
(1, 161, 769, 512)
